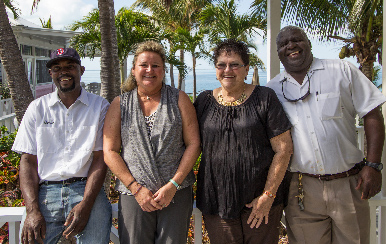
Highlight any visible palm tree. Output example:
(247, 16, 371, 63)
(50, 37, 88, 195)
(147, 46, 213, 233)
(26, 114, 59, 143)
(199, 0, 266, 80)
(70, 7, 161, 84)
(200, 0, 266, 44)
(98, 0, 121, 103)
(172, 27, 206, 100)
(0, 0, 35, 123)
(115, 8, 161, 82)
(135, 0, 212, 89)
(252, 0, 382, 81)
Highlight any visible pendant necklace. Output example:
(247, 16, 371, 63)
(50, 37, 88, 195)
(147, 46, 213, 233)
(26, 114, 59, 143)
(138, 88, 161, 100)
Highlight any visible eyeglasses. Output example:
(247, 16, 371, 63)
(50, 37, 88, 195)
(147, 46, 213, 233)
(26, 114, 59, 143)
(281, 73, 311, 102)
(215, 63, 246, 70)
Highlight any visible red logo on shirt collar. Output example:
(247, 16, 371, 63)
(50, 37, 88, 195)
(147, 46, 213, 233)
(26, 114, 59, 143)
(57, 48, 65, 56)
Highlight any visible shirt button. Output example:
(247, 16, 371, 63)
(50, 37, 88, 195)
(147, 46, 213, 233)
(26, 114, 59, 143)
(315, 148, 319, 151)
(307, 116, 311, 118)
(311, 132, 314, 134)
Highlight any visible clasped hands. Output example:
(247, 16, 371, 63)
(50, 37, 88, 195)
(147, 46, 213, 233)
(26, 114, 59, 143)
(134, 183, 177, 212)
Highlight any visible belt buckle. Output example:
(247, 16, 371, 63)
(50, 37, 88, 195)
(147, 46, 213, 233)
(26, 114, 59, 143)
(63, 181, 71, 185)
(62, 179, 72, 185)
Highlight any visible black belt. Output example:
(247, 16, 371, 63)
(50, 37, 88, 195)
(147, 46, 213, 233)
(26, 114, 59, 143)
(301, 161, 364, 181)
(39, 177, 87, 186)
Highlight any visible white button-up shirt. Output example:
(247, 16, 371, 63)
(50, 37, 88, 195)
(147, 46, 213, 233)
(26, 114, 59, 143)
(267, 58, 386, 174)
(12, 88, 109, 181)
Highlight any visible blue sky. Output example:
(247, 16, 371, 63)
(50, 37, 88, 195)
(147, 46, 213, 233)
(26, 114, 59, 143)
(13, 0, 357, 71)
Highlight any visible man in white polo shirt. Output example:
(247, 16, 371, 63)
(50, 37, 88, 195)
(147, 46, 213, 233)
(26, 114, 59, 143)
(12, 48, 111, 244)
(267, 26, 385, 244)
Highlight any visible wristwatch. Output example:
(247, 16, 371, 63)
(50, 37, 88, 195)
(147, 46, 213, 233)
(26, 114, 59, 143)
(364, 160, 383, 172)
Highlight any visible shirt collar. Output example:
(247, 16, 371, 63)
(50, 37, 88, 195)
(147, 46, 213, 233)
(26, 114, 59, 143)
(281, 57, 324, 82)
(48, 87, 89, 107)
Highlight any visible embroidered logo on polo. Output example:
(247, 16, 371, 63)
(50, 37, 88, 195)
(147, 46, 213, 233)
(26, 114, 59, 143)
(57, 48, 65, 56)
(44, 120, 54, 124)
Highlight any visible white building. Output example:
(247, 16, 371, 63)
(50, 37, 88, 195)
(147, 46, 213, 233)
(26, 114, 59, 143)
(1, 17, 80, 98)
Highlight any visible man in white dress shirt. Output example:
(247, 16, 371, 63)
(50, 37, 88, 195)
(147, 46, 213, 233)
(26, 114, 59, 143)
(267, 26, 385, 244)
(12, 48, 111, 244)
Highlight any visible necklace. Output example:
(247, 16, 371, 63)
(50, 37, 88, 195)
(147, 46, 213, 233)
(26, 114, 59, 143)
(137, 88, 161, 100)
(217, 86, 247, 106)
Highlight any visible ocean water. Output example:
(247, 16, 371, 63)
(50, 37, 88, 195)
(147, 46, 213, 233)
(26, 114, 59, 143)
(81, 69, 268, 94)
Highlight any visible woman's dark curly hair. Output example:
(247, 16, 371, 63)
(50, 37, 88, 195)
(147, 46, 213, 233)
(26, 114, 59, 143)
(213, 39, 250, 66)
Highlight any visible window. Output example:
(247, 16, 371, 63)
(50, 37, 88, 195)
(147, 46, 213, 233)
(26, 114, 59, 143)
(35, 48, 51, 57)
(21, 45, 33, 56)
(36, 60, 51, 84)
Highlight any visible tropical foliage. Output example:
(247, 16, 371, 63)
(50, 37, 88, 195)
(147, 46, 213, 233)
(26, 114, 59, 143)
(70, 7, 161, 83)
(172, 27, 206, 100)
(252, 0, 382, 81)
(199, 0, 265, 72)
(39, 15, 52, 29)
(200, 0, 266, 44)
(134, 0, 212, 89)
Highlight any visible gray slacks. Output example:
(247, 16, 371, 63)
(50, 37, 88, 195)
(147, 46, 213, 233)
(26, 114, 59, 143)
(118, 186, 193, 244)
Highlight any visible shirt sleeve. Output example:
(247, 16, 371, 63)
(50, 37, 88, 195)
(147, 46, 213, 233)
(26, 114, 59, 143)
(345, 60, 386, 118)
(264, 87, 292, 139)
(12, 101, 37, 155)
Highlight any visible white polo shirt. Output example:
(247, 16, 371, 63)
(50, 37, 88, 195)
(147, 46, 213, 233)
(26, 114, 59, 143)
(267, 58, 386, 174)
(12, 88, 110, 182)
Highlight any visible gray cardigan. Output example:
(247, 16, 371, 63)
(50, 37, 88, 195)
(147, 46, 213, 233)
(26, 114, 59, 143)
(115, 84, 195, 194)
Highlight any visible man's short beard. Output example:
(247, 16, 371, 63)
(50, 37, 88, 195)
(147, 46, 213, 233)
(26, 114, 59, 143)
(58, 82, 76, 92)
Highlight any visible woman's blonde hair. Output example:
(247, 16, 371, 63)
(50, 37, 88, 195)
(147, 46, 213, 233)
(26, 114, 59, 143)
(121, 41, 167, 92)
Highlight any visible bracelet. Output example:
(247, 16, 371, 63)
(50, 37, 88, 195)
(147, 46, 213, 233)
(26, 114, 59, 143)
(126, 179, 136, 189)
(133, 185, 142, 196)
(169, 179, 181, 190)
(264, 191, 276, 198)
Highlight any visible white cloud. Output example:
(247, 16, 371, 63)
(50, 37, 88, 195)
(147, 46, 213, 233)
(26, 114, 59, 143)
(14, 0, 96, 30)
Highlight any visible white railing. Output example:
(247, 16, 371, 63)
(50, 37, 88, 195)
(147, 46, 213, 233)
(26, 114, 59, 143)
(0, 202, 201, 244)
(0, 98, 17, 133)
(1, 126, 385, 244)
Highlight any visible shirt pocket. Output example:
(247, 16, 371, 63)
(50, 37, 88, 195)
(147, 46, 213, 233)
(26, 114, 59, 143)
(283, 101, 299, 126)
(317, 92, 343, 120)
(37, 127, 61, 153)
(75, 125, 97, 151)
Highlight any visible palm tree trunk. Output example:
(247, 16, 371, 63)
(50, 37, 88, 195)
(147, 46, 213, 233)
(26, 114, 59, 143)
(360, 61, 374, 81)
(98, 0, 121, 197)
(169, 65, 175, 87)
(98, 0, 121, 103)
(192, 54, 197, 101)
(0, 0, 34, 123)
(178, 49, 184, 90)
(119, 62, 125, 84)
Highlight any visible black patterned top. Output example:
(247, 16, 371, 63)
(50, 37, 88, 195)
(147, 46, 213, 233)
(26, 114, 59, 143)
(193, 86, 292, 219)
(144, 110, 157, 137)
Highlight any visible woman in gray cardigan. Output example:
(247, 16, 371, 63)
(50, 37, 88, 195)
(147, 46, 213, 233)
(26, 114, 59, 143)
(103, 41, 201, 244)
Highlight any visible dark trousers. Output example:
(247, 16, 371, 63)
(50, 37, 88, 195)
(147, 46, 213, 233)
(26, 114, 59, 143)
(203, 203, 284, 244)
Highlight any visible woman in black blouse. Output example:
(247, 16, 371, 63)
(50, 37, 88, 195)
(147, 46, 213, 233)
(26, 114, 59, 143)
(193, 39, 293, 244)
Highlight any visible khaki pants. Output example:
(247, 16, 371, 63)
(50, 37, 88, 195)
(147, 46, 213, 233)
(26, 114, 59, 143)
(285, 173, 370, 244)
